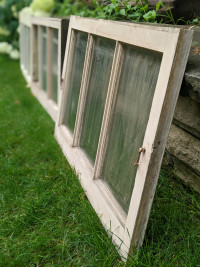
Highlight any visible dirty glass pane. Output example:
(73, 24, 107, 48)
(62, 30, 88, 133)
(33, 26, 39, 82)
(80, 36, 115, 163)
(51, 28, 58, 103)
(20, 25, 30, 77)
(41, 26, 47, 92)
(101, 44, 162, 212)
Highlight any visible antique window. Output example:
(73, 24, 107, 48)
(31, 17, 69, 121)
(55, 16, 192, 260)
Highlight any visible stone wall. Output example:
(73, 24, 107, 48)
(163, 27, 200, 193)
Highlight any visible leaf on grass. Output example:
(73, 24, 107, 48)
(128, 12, 142, 19)
(120, 9, 126, 16)
(143, 10, 156, 21)
(156, 1, 161, 12)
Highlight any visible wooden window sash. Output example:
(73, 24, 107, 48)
(31, 17, 65, 122)
(55, 16, 193, 261)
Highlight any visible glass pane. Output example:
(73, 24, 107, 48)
(33, 26, 39, 81)
(41, 27, 47, 92)
(51, 29, 58, 103)
(62, 31, 88, 133)
(101, 44, 162, 212)
(80, 36, 115, 163)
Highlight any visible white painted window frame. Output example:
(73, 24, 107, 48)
(55, 16, 193, 261)
(19, 11, 31, 84)
(31, 17, 69, 122)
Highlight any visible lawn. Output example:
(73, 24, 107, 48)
(0, 55, 199, 266)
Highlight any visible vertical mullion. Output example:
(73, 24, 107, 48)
(47, 27, 52, 99)
(93, 41, 123, 179)
(72, 34, 94, 147)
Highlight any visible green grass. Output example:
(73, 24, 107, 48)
(0, 54, 199, 266)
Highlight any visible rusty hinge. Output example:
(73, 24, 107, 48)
(133, 147, 146, 167)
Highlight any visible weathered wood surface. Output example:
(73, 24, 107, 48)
(55, 16, 193, 261)
(127, 28, 193, 253)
